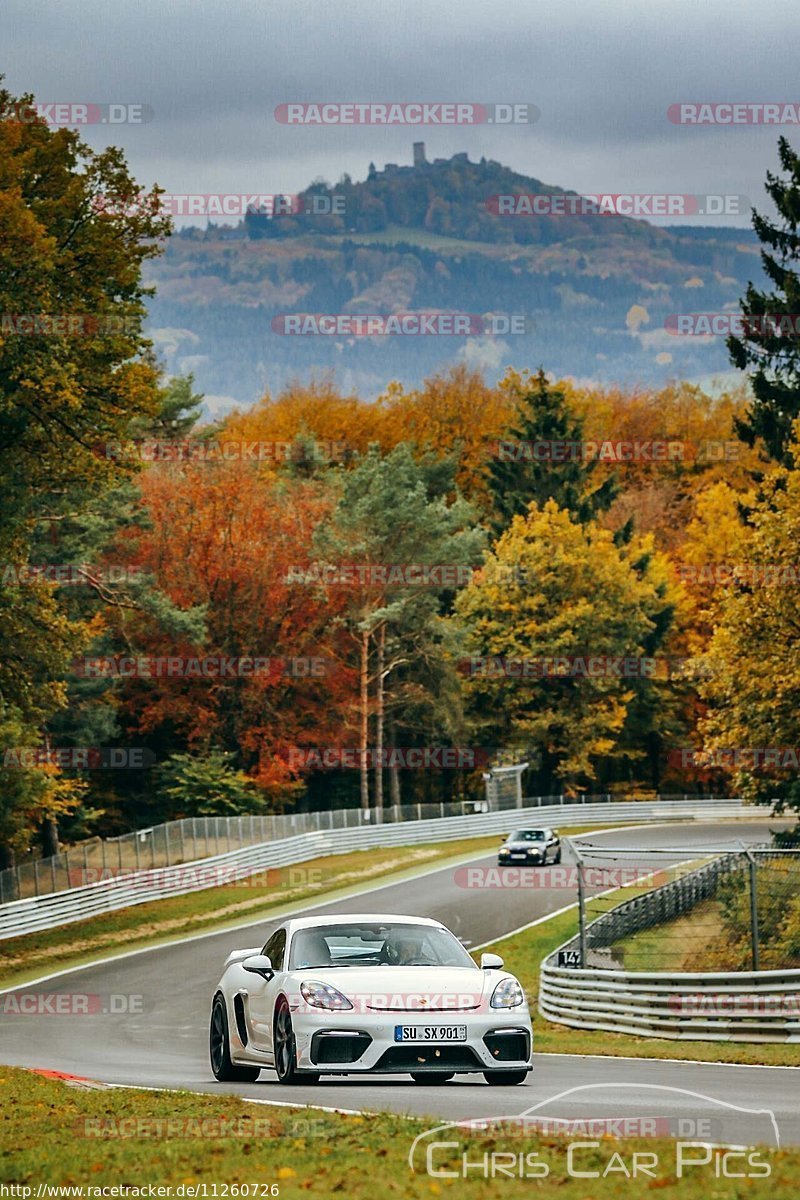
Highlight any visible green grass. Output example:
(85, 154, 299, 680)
(608, 898, 721, 971)
(1, 1066, 796, 1196)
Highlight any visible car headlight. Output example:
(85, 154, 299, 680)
(299, 981, 353, 1010)
(499, 848, 510, 855)
(490, 977, 524, 1008)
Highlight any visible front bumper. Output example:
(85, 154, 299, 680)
(291, 1007, 533, 1074)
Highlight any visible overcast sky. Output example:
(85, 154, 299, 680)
(4, 0, 800, 226)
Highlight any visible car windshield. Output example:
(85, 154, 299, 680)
(510, 830, 546, 841)
(288, 922, 476, 969)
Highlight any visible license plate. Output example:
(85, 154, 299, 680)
(511, 853, 527, 860)
(394, 1025, 467, 1042)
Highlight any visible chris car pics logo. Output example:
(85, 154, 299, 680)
(408, 1085, 779, 1180)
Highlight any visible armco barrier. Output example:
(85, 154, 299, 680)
(0, 797, 750, 940)
(539, 849, 800, 1043)
(0, 792, 743, 904)
(539, 962, 800, 1043)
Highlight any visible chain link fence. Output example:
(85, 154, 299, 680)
(565, 843, 800, 972)
(0, 792, 740, 904)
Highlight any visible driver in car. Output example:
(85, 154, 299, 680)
(385, 932, 426, 965)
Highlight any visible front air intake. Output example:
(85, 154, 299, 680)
(310, 1031, 372, 1065)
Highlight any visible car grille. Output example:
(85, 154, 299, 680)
(374, 1045, 483, 1071)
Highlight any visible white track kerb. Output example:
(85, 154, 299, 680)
(0, 798, 750, 939)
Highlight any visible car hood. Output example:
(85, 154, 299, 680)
(288, 965, 497, 1012)
(504, 840, 545, 850)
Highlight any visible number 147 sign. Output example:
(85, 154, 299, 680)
(557, 949, 581, 968)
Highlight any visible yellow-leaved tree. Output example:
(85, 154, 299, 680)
(698, 432, 800, 831)
(454, 499, 683, 794)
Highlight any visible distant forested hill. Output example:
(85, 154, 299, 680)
(143, 150, 762, 407)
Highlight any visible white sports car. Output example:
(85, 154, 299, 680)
(209, 913, 533, 1085)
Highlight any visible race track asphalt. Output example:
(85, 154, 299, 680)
(0, 819, 796, 1147)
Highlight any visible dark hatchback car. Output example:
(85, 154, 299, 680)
(498, 828, 561, 866)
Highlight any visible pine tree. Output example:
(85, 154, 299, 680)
(485, 368, 618, 538)
(729, 138, 800, 464)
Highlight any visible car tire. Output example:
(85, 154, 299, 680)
(210, 994, 261, 1082)
(410, 1072, 455, 1084)
(554, 848, 562, 863)
(483, 1069, 529, 1085)
(274, 997, 320, 1085)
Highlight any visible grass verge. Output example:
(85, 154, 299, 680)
(0, 1066, 796, 1195)
(609, 898, 721, 971)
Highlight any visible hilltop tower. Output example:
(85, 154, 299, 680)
(413, 141, 426, 167)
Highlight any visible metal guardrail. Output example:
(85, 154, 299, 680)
(539, 962, 800, 1043)
(0, 797, 750, 940)
(0, 792, 740, 905)
(539, 849, 800, 1043)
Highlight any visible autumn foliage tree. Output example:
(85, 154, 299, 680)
(697, 430, 800, 830)
(454, 500, 681, 794)
(118, 459, 354, 806)
(0, 82, 169, 861)
(312, 444, 485, 809)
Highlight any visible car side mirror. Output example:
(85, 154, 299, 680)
(242, 954, 274, 979)
(480, 952, 504, 970)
